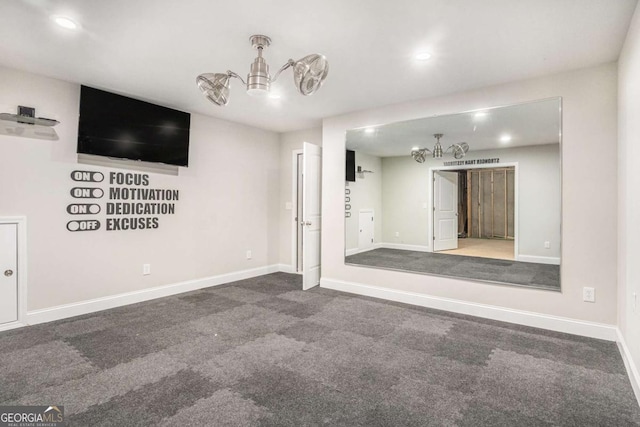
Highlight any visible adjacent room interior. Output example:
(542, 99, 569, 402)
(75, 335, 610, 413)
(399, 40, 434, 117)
(1, 0, 640, 425)
(344, 99, 561, 290)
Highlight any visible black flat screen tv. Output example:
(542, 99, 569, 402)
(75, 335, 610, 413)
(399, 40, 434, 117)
(78, 86, 191, 167)
(346, 150, 356, 182)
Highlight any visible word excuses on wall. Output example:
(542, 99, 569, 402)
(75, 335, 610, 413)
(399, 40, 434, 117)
(67, 170, 179, 232)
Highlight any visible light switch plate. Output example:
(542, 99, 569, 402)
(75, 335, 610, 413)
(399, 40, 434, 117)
(583, 287, 595, 303)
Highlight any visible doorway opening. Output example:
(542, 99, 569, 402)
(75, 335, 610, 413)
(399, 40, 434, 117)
(431, 164, 517, 261)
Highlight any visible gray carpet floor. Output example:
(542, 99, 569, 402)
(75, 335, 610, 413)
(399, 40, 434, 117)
(346, 248, 561, 290)
(1, 272, 637, 426)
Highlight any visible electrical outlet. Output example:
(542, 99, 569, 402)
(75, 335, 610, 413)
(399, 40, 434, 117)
(544, 241, 550, 249)
(246, 250, 252, 260)
(285, 202, 292, 210)
(395, 232, 400, 237)
(422, 202, 428, 209)
(583, 287, 595, 303)
(633, 292, 637, 312)
(143, 264, 151, 275)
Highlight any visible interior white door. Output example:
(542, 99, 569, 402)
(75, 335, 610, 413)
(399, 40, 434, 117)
(302, 142, 322, 290)
(358, 210, 374, 251)
(0, 223, 18, 324)
(433, 171, 459, 251)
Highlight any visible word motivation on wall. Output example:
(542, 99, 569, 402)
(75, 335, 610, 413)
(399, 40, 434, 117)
(66, 170, 180, 232)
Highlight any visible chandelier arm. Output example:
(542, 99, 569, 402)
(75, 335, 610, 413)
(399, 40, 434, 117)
(448, 143, 468, 159)
(271, 60, 294, 83)
(448, 143, 470, 152)
(226, 70, 246, 86)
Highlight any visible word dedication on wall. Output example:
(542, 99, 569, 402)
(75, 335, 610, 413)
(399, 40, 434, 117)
(66, 170, 179, 232)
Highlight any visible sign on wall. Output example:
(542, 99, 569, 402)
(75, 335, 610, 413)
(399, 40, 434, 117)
(443, 157, 500, 167)
(66, 170, 179, 232)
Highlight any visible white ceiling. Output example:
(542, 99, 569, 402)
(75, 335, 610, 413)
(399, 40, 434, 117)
(0, 0, 636, 133)
(346, 98, 561, 157)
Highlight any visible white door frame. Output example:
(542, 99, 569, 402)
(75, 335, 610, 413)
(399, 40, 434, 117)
(0, 216, 27, 331)
(428, 162, 519, 259)
(290, 149, 304, 274)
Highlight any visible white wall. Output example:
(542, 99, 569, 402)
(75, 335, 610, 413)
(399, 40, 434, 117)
(380, 144, 561, 261)
(381, 156, 430, 248)
(0, 66, 281, 312)
(277, 128, 322, 270)
(345, 152, 382, 253)
(618, 1, 640, 392)
(322, 63, 618, 325)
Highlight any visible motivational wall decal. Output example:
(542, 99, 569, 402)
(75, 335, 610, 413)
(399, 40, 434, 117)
(443, 158, 500, 167)
(67, 204, 101, 215)
(70, 171, 104, 183)
(67, 220, 101, 232)
(66, 170, 180, 232)
(70, 187, 104, 198)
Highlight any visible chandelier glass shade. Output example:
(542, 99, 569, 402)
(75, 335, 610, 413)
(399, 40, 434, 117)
(196, 35, 329, 106)
(411, 133, 469, 162)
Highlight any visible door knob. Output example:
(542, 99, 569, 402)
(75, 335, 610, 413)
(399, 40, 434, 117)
(4, 270, 13, 277)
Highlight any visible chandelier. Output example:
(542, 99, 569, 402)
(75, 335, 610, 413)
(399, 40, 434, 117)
(196, 35, 329, 106)
(411, 133, 469, 162)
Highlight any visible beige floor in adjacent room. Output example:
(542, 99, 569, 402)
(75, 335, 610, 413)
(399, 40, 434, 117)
(439, 238, 514, 260)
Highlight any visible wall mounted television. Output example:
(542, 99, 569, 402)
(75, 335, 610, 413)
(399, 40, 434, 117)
(78, 86, 191, 167)
(346, 149, 356, 182)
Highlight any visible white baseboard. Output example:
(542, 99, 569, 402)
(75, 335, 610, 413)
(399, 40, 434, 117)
(25, 264, 280, 326)
(346, 243, 430, 257)
(617, 328, 640, 407)
(517, 255, 561, 265)
(0, 321, 27, 332)
(380, 243, 431, 252)
(278, 264, 296, 274)
(320, 277, 617, 341)
(345, 243, 382, 256)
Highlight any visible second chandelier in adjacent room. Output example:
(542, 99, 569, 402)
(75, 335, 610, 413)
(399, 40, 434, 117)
(411, 133, 470, 162)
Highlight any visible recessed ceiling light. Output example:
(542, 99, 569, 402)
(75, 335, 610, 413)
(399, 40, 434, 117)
(268, 93, 282, 100)
(411, 146, 420, 151)
(474, 111, 488, 119)
(415, 52, 432, 61)
(364, 128, 375, 134)
(500, 134, 512, 143)
(52, 15, 79, 30)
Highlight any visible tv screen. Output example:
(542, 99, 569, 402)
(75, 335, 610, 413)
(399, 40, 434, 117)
(78, 86, 191, 167)
(346, 150, 355, 182)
